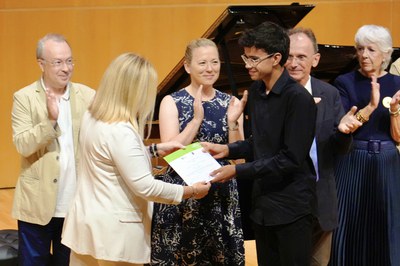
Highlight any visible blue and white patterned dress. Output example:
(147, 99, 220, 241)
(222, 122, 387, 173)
(151, 88, 245, 265)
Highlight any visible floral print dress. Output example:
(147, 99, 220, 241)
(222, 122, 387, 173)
(151, 89, 245, 266)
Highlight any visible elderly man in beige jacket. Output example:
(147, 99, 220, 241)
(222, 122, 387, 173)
(11, 33, 95, 266)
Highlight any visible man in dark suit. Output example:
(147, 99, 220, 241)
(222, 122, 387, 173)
(285, 27, 361, 265)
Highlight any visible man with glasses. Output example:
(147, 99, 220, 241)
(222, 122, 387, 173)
(11, 33, 95, 265)
(203, 21, 317, 266)
(285, 27, 359, 266)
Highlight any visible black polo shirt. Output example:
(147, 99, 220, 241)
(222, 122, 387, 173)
(229, 69, 317, 226)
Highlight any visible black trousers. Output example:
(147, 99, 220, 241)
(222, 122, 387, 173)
(253, 214, 313, 266)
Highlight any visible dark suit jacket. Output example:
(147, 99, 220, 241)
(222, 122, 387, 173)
(311, 77, 352, 231)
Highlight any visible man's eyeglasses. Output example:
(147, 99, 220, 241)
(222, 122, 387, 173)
(241, 53, 274, 67)
(40, 58, 74, 68)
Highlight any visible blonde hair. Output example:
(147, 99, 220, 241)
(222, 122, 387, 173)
(89, 53, 158, 139)
(184, 38, 218, 64)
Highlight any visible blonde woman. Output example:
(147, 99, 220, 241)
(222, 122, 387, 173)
(151, 38, 246, 265)
(61, 53, 210, 266)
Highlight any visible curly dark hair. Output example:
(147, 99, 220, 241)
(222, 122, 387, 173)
(238, 21, 289, 66)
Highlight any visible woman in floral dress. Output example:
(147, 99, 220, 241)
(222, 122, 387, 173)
(151, 38, 247, 265)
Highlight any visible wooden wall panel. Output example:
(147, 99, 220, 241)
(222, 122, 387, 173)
(299, 1, 399, 46)
(1, 0, 399, 187)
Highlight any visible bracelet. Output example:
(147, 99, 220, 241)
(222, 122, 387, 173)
(153, 143, 159, 157)
(228, 121, 239, 131)
(389, 107, 400, 117)
(151, 143, 158, 157)
(149, 143, 159, 158)
(355, 111, 368, 123)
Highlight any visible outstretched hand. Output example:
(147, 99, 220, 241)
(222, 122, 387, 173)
(338, 106, 363, 134)
(209, 165, 236, 183)
(46, 90, 59, 125)
(193, 85, 204, 123)
(156, 141, 185, 157)
(191, 181, 211, 199)
(201, 142, 229, 159)
(369, 75, 380, 109)
(227, 90, 248, 123)
(390, 90, 400, 112)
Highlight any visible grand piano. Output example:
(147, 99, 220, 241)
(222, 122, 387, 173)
(154, 3, 400, 239)
(156, 3, 400, 115)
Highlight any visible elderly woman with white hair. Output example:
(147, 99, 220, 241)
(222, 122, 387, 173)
(330, 25, 400, 266)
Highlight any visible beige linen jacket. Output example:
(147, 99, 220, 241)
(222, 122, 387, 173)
(390, 58, 400, 76)
(11, 80, 95, 225)
(61, 112, 183, 263)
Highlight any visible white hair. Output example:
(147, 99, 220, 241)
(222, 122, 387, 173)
(355, 25, 393, 70)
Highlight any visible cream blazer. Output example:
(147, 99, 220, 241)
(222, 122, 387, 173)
(11, 80, 95, 225)
(61, 112, 183, 264)
(390, 58, 400, 76)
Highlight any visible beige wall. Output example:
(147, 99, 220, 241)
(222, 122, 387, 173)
(1, 0, 399, 187)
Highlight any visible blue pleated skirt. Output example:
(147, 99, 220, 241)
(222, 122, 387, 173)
(330, 141, 400, 266)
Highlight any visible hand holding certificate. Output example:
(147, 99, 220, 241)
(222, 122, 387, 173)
(164, 142, 221, 185)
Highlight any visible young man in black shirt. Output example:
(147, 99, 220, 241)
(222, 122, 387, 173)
(204, 21, 317, 266)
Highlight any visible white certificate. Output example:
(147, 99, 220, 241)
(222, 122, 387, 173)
(164, 142, 221, 185)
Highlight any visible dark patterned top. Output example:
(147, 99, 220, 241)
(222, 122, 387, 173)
(151, 88, 245, 265)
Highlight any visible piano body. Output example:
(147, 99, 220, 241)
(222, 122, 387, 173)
(155, 3, 400, 239)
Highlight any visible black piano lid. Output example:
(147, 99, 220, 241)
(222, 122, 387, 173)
(156, 4, 314, 104)
(155, 3, 400, 119)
